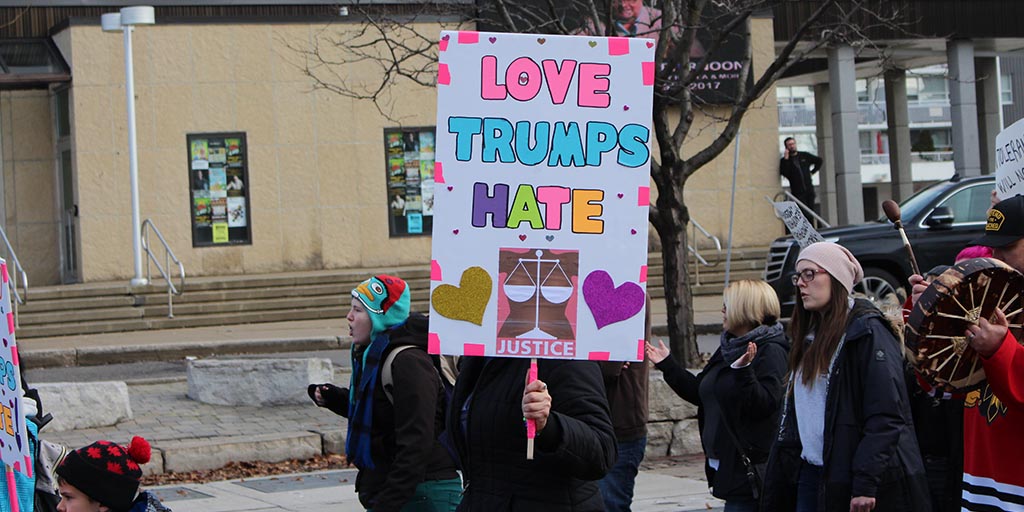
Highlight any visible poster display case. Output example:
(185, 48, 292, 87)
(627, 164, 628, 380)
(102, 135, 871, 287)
(188, 132, 252, 246)
(385, 127, 436, 236)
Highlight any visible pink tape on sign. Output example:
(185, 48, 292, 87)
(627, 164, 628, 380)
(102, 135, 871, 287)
(642, 61, 655, 86)
(428, 333, 441, 354)
(10, 346, 17, 367)
(434, 161, 445, 183)
(637, 186, 650, 206)
(438, 63, 451, 85)
(457, 31, 479, 44)
(24, 457, 30, 478)
(1, 264, 8, 284)
(439, 34, 450, 52)
(637, 340, 645, 361)
(463, 343, 485, 356)
(6, 313, 13, 335)
(431, 260, 443, 281)
(608, 37, 630, 56)
(639, 265, 648, 283)
(588, 352, 611, 361)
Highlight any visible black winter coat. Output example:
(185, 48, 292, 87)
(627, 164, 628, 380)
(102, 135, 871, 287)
(449, 357, 616, 512)
(779, 151, 822, 200)
(341, 314, 459, 511)
(654, 323, 789, 501)
(761, 300, 931, 512)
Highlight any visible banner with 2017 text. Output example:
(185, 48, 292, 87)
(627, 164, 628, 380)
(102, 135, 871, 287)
(428, 31, 654, 362)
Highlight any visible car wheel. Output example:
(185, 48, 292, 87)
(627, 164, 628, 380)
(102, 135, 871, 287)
(854, 268, 902, 309)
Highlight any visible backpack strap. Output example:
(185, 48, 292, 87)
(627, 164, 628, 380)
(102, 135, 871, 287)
(382, 345, 417, 404)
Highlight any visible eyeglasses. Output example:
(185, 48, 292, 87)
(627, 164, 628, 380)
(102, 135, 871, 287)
(791, 268, 827, 286)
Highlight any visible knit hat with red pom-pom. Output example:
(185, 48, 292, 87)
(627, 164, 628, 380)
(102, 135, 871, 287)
(56, 436, 152, 512)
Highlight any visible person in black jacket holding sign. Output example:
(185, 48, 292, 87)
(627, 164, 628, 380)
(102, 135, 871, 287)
(308, 275, 460, 512)
(647, 280, 789, 512)
(448, 356, 616, 512)
(761, 242, 930, 512)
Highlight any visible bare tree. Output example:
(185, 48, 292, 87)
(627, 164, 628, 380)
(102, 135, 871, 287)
(293, 0, 902, 366)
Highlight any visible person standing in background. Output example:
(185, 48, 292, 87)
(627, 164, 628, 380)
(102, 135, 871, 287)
(779, 137, 823, 221)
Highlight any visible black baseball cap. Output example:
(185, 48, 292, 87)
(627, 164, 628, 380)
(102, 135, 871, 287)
(971, 195, 1024, 248)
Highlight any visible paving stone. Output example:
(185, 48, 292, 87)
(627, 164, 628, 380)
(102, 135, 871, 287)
(159, 431, 322, 473)
(35, 381, 132, 432)
(648, 375, 698, 422)
(669, 419, 703, 456)
(646, 421, 674, 458)
(317, 428, 346, 454)
(187, 358, 333, 406)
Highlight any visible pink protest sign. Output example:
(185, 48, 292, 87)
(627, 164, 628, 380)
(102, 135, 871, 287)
(430, 31, 654, 361)
(0, 261, 30, 476)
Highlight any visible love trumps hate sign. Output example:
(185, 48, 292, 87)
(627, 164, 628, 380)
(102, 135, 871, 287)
(429, 31, 653, 362)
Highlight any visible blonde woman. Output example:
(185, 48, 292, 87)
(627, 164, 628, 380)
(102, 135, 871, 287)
(647, 280, 789, 511)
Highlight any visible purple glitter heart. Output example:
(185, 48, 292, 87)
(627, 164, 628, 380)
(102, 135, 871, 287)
(582, 270, 645, 329)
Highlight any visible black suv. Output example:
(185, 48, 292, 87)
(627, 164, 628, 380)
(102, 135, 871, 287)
(764, 175, 996, 315)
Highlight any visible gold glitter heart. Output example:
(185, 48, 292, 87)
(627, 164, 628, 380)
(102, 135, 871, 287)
(432, 266, 492, 325)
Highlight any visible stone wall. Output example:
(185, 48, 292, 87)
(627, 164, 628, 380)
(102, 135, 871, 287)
(645, 373, 702, 458)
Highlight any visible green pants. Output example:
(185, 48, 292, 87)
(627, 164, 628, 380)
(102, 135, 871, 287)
(368, 477, 462, 512)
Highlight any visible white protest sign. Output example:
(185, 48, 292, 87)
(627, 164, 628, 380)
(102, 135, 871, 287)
(995, 117, 1024, 200)
(429, 31, 654, 362)
(0, 260, 30, 477)
(773, 201, 824, 248)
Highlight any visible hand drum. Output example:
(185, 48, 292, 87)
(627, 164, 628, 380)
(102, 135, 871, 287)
(906, 257, 1024, 394)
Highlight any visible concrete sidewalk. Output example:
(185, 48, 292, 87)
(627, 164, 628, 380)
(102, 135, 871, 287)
(147, 466, 724, 512)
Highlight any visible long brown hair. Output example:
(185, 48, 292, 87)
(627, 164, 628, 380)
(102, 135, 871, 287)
(788, 276, 850, 386)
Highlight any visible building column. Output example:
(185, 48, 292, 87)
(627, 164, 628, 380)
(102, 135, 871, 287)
(947, 40, 982, 177)
(814, 83, 838, 224)
(828, 45, 864, 224)
(975, 56, 1001, 174)
(884, 68, 914, 202)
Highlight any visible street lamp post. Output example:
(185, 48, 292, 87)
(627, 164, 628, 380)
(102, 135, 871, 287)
(102, 6, 154, 287)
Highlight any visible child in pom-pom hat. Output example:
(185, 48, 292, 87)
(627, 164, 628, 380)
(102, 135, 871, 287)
(55, 436, 171, 512)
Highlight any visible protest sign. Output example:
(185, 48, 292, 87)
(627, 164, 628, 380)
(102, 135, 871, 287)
(773, 201, 824, 249)
(430, 31, 654, 362)
(0, 261, 30, 481)
(995, 117, 1024, 200)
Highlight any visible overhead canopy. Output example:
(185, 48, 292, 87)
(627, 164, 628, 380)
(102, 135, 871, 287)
(0, 38, 69, 89)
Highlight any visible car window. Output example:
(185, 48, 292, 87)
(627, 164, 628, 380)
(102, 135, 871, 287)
(887, 180, 956, 222)
(936, 184, 994, 224)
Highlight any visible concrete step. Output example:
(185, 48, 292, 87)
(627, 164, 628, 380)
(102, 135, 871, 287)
(142, 295, 345, 318)
(133, 283, 349, 306)
(19, 305, 144, 325)
(19, 295, 137, 314)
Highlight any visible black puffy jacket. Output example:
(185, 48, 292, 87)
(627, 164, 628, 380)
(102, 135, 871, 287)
(761, 300, 932, 511)
(449, 357, 616, 512)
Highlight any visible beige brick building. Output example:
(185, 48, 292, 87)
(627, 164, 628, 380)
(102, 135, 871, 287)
(0, 3, 782, 287)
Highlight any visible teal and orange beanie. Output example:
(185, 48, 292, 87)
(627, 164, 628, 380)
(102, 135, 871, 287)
(351, 274, 411, 340)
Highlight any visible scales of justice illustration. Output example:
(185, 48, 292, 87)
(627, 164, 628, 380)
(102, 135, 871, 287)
(504, 250, 574, 339)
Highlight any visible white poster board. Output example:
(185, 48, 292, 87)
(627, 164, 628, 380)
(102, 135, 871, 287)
(995, 117, 1024, 200)
(429, 31, 654, 362)
(0, 261, 30, 477)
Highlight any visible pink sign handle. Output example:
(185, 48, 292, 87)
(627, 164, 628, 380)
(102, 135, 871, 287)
(525, 358, 538, 460)
(6, 465, 19, 512)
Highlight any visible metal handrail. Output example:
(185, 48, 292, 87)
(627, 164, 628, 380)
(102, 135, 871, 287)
(771, 191, 832, 229)
(141, 219, 185, 318)
(0, 224, 28, 327)
(687, 218, 723, 286)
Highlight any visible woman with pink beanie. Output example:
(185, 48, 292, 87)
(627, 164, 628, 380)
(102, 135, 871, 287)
(761, 242, 930, 512)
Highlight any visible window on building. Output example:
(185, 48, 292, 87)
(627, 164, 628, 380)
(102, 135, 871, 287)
(0, 39, 70, 89)
(1001, 73, 1013, 105)
(385, 127, 436, 237)
(188, 133, 252, 246)
(918, 76, 948, 103)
